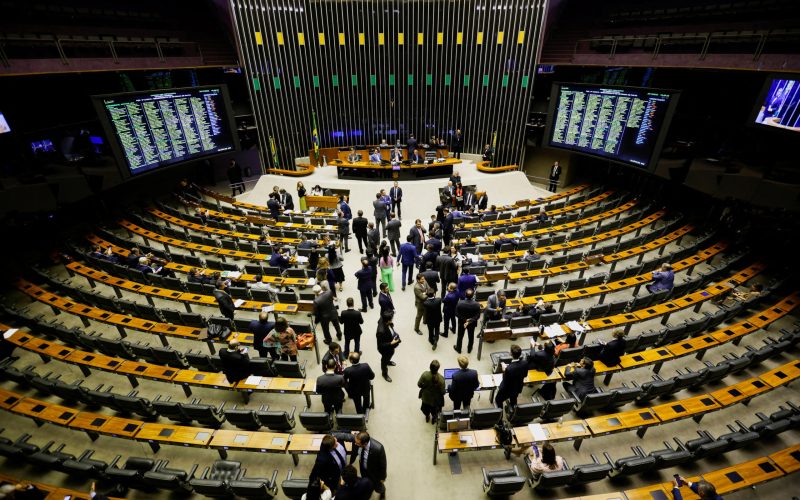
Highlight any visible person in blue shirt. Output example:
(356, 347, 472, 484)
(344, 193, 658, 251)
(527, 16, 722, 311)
(442, 282, 459, 337)
(369, 148, 381, 163)
(354, 259, 375, 312)
(646, 263, 675, 293)
(379, 189, 392, 221)
(398, 235, 419, 291)
(457, 268, 478, 299)
(338, 195, 352, 220)
(269, 248, 291, 273)
(672, 476, 722, 500)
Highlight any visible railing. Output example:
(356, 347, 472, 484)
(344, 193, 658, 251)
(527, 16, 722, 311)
(0, 35, 203, 69)
(572, 30, 800, 62)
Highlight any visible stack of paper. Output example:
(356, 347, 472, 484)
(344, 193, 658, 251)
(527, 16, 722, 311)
(234, 299, 246, 308)
(244, 375, 262, 386)
(544, 324, 566, 338)
(295, 256, 309, 264)
(527, 423, 548, 442)
(221, 271, 242, 279)
(566, 321, 588, 333)
(307, 278, 317, 286)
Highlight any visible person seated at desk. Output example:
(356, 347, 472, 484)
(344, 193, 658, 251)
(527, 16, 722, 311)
(554, 331, 579, 356)
(188, 268, 215, 285)
(311, 185, 324, 196)
(510, 443, 567, 475)
(524, 299, 554, 324)
(493, 237, 519, 253)
(598, 329, 627, 366)
(196, 206, 214, 224)
(562, 357, 597, 399)
(379, 138, 389, 147)
(484, 289, 507, 321)
(369, 148, 381, 163)
(536, 208, 549, 224)
(269, 247, 292, 273)
(88, 244, 108, 260)
(125, 246, 144, 267)
(482, 144, 494, 162)
(481, 203, 497, 217)
(0, 481, 46, 500)
(298, 234, 318, 251)
(267, 192, 282, 219)
(713, 283, 763, 307)
(522, 246, 541, 262)
(646, 263, 674, 294)
(249, 273, 280, 296)
(672, 476, 722, 500)
(348, 147, 360, 163)
(390, 147, 403, 164)
(413, 148, 424, 164)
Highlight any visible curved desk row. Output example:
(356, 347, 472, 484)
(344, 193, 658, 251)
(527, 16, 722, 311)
(331, 157, 462, 180)
(476, 161, 518, 173)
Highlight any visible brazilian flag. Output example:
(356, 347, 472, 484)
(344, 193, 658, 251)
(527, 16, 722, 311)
(312, 110, 320, 160)
(269, 136, 279, 169)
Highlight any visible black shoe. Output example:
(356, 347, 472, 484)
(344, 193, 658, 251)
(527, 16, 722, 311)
(453, 346, 461, 354)
(373, 292, 378, 298)
(383, 375, 392, 382)
(323, 339, 331, 345)
(360, 308, 367, 313)
(369, 304, 374, 309)
(337, 334, 343, 341)
(402, 287, 406, 291)
(432, 342, 437, 350)
(415, 330, 423, 335)
(345, 249, 351, 253)
(388, 361, 396, 366)
(504, 447, 512, 460)
(425, 414, 430, 423)
(440, 334, 449, 338)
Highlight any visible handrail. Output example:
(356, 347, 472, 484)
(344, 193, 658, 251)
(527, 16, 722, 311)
(476, 161, 518, 173)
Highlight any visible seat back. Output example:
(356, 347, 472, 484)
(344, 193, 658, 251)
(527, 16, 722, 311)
(576, 391, 615, 412)
(188, 479, 230, 497)
(572, 463, 612, 484)
(507, 402, 544, 425)
(299, 410, 333, 432)
(274, 361, 305, 378)
(531, 469, 576, 489)
(540, 398, 575, 420)
(143, 471, 192, 493)
(469, 408, 503, 429)
(230, 478, 277, 499)
(257, 410, 296, 431)
(182, 403, 226, 427)
(153, 400, 190, 423)
(281, 477, 310, 499)
(226, 409, 262, 430)
(336, 413, 367, 432)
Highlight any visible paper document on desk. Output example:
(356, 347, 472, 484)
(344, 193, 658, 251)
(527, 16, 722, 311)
(466, 253, 478, 261)
(543, 324, 566, 338)
(233, 299, 246, 308)
(295, 256, 309, 264)
(221, 271, 242, 279)
(566, 321, 588, 333)
(307, 278, 317, 286)
(528, 423, 548, 442)
(3, 328, 18, 339)
(513, 232, 524, 238)
(261, 305, 275, 313)
(244, 375, 262, 386)
(284, 223, 294, 228)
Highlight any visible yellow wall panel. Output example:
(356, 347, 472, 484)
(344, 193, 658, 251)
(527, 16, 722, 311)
(276, 32, 284, 45)
(297, 32, 305, 45)
(318, 32, 325, 45)
(339, 32, 345, 45)
(477, 32, 484, 44)
(497, 31, 504, 44)
(359, 33, 365, 45)
(517, 31, 525, 44)
(254, 31, 263, 45)
(437, 32, 443, 45)
(398, 32, 404, 45)
(456, 32, 463, 44)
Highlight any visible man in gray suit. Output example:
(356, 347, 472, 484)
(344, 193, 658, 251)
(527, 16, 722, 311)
(316, 358, 346, 414)
(386, 213, 402, 256)
(373, 193, 387, 238)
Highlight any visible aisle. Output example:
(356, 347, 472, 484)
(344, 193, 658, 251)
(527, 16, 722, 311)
(240, 164, 549, 498)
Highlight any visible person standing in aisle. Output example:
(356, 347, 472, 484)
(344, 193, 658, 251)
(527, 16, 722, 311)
(414, 274, 433, 335)
(378, 245, 395, 292)
(417, 359, 445, 424)
(452, 129, 463, 159)
(423, 291, 443, 350)
(297, 181, 307, 211)
(548, 161, 561, 193)
(373, 193, 387, 238)
(376, 312, 400, 382)
(398, 235, 419, 291)
(386, 213, 402, 257)
(352, 210, 369, 254)
(227, 159, 244, 196)
(454, 288, 481, 354)
(339, 298, 363, 356)
(337, 210, 351, 253)
(389, 181, 403, 219)
(354, 259, 375, 312)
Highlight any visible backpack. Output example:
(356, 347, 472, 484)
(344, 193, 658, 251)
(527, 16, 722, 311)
(207, 322, 230, 340)
(494, 420, 513, 446)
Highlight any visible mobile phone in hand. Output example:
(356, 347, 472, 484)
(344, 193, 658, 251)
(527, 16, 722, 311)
(673, 474, 683, 486)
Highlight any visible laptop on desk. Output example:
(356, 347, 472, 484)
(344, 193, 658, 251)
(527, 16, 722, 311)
(444, 368, 459, 391)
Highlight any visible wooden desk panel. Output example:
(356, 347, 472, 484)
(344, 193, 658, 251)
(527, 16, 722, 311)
(769, 444, 800, 474)
(0, 388, 22, 409)
(11, 397, 77, 426)
(67, 412, 142, 438)
(18, 337, 74, 360)
(702, 457, 783, 494)
(619, 348, 672, 369)
(512, 420, 590, 445)
(135, 423, 214, 447)
(623, 484, 676, 500)
(759, 360, 800, 388)
(666, 335, 719, 357)
(437, 431, 479, 451)
(710, 377, 772, 406)
(116, 360, 179, 381)
(65, 350, 124, 371)
(209, 429, 290, 453)
(651, 395, 720, 423)
(173, 370, 233, 390)
(287, 433, 326, 454)
(584, 408, 658, 436)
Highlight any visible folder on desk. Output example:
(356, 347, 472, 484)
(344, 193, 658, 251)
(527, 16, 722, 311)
(244, 375, 262, 386)
(544, 324, 566, 338)
(528, 423, 548, 442)
(3, 328, 18, 339)
(234, 299, 246, 308)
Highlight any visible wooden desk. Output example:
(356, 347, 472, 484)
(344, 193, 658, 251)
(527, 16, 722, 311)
(135, 423, 214, 452)
(651, 394, 720, 424)
(584, 408, 659, 438)
(512, 420, 590, 450)
(116, 360, 179, 386)
(621, 484, 674, 500)
(0, 388, 22, 409)
(10, 397, 77, 426)
(710, 377, 772, 406)
(209, 429, 290, 459)
(759, 360, 800, 388)
(437, 431, 479, 453)
(769, 444, 800, 474)
(666, 335, 719, 358)
(68, 412, 142, 441)
(702, 456, 783, 494)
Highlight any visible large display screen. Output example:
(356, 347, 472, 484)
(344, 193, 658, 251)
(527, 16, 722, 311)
(752, 77, 800, 133)
(545, 83, 679, 169)
(0, 111, 10, 134)
(94, 86, 238, 177)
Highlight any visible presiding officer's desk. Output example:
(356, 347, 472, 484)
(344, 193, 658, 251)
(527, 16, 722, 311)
(333, 156, 461, 180)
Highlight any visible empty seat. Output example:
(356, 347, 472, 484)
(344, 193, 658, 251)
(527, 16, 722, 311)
(336, 413, 367, 432)
(299, 409, 333, 432)
(143, 461, 198, 494)
(481, 465, 527, 497)
(506, 400, 544, 425)
(604, 448, 656, 477)
(572, 456, 612, 485)
(274, 360, 306, 378)
(182, 401, 226, 427)
(281, 470, 310, 500)
(230, 470, 279, 499)
(469, 408, 503, 429)
(539, 396, 576, 421)
(105, 456, 159, 492)
(189, 460, 242, 498)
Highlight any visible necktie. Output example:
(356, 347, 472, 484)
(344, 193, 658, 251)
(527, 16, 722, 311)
(333, 446, 345, 471)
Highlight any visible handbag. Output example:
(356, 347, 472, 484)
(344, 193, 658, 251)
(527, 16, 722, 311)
(297, 333, 315, 350)
(206, 323, 230, 339)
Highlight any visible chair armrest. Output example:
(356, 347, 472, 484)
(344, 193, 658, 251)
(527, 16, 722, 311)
(602, 451, 613, 465)
(217, 401, 226, 413)
(288, 406, 296, 419)
(188, 463, 199, 480)
(200, 466, 211, 480)
(481, 467, 490, 486)
(673, 438, 686, 450)
(109, 455, 122, 468)
(78, 450, 94, 461)
(285, 470, 294, 481)
(269, 469, 278, 488)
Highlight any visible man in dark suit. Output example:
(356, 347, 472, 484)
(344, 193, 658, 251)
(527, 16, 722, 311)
(308, 434, 348, 495)
(437, 248, 459, 297)
(389, 181, 403, 219)
(343, 352, 374, 414)
(378, 282, 394, 315)
(367, 223, 380, 256)
(463, 190, 476, 209)
(213, 279, 236, 321)
(266, 192, 282, 219)
(494, 344, 527, 408)
(373, 193, 387, 237)
(477, 192, 488, 210)
(454, 288, 481, 354)
(352, 210, 369, 254)
(314, 284, 342, 344)
(268, 248, 291, 273)
(562, 357, 598, 399)
(278, 188, 294, 210)
(423, 291, 442, 349)
(548, 161, 561, 193)
(317, 358, 346, 413)
(354, 259, 375, 312)
(406, 134, 417, 159)
(336, 465, 374, 500)
(337, 211, 351, 253)
(321, 342, 345, 375)
(386, 213, 402, 256)
(339, 298, 363, 356)
(419, 245, 439, 275)
(338, 432, 387, 499)
(408, 219, 427, 254)
(528, 341, 557, 400)
(398, 235, 419, 291)
(376, 312, 400, 382)
(449, 355, 480, 410)
(420, 261, 440, 295)
(482, 144, 493, 162)
(598, 330, 627, 367)
(452, 129, 463, 159)
(248, 312, 276, 359)
(219, 339, 251, 384)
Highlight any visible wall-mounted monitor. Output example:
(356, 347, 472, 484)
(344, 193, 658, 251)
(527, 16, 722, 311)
(93, 85, 239, 177)
(0, 111, 10, 134)
(544, 83, 680, 170)
(31, 139, 56, 154)
(751, 75, 800, 133)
